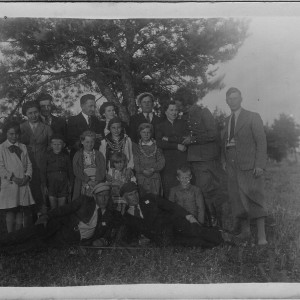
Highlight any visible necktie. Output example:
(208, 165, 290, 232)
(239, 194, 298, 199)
(146, 113, 151, 123)
(8, 145, 22, 160)
(134, 206, 141, 218)
(229, 113, 235, 141)
(88, 116, 91, 128)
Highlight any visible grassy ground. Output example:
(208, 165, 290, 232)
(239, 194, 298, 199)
(0, 161, 299, 286)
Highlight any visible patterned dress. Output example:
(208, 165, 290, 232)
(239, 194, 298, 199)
(81, 150, 97, 196)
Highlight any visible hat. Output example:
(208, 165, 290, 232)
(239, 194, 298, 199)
(108, 117, 122, 129)
(135, 92, 154, 107)
(92, 182, 111, 194)
(119, 182, 138, 197)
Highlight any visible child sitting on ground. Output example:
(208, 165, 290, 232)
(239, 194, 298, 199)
(107, 152, 136, 215)
(133, 123, 165, 196)
(72, 130, 106, 200)
(41, 134, 74, 209)
(169, 165, 205, 225)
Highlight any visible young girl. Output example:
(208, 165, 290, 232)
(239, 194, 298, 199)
(133, 123, 165, 196)
(0, 121, 35, 232)
(99, 117, 134, 173)
(72, 130, 106, 200)
(107, 152, 136, 214)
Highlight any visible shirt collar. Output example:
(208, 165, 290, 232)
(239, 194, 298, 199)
(6, 140, 20, 147)
(141, 140, 154, 146)
(81, 112, 90, 123)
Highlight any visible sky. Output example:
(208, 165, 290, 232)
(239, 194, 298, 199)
(1, 2, 300, 125)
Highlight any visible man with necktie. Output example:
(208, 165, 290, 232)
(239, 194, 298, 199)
(67, 94, 104, 159)
(222, 87, 268, 245)
(119, 182, 230, 248)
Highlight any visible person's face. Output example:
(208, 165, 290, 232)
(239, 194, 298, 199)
(140, 127, 152, 143)
(51, 139, 65, 154)
(39, 99, 52, 117)
(226, 92, 242, 112)
(177, 171, 192, 188)
(140, 96, 153, 113)
(165, 104, 178, 121)
(124, 190, 139, 206)
(110, 122, 122, 138)
(104, 106, 116, 120)
(95, 191, 110, 209)
(81, 136, 95, 152)
(81, 99, 96, 116)
(26, 107, 40, 123)
(114, 160, 125, 171)
(7, 128, 19, 144)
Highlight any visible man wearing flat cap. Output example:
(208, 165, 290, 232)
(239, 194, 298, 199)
(0, 183, 121, 253)
(119, 182, 230, 248)
(128, 93, 162, 143)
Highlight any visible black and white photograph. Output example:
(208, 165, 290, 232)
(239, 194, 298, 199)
(0, 2, 299, 298)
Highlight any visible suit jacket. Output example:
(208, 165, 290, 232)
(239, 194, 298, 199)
(129, 113, 162, 143)
(20, 121, 53, 171)
(67, 113, 105, 156)
(187, 105, 219, 162)
(222, 108, 267, 170)
(50, 115, 67, 140)
(46, 195, 119, 244)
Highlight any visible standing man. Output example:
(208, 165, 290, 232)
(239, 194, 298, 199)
(67, 94, 104, 159)
(182, 102, 226, 227)
(222, 87, 267, 245)
(129, 93, 161, 143)
(36, 93, 67, 140)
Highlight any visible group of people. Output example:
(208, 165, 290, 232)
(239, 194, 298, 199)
(0, 87, 268, 253)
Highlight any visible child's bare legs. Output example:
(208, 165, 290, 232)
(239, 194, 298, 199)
(6, 211, 16, 233)
(57, 197, 67, 207)
(257, 217, 267, 245)
(49, 196, 58, 210)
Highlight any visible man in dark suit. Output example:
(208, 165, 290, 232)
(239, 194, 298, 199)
(222, 87, 268, 245)
(67, 94, 105, 159)
(36, 93, 67, 141)
(119, 182, 227, 248)
(182, 103, 227, 227)
(0, 183, 120, 253)
(128, 93, 162, 143)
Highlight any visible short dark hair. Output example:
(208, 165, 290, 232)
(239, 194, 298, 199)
(162, 100, 177, 113)
(99, 102, 119, 117)
(108, 117, 122, 130)
(138, 123, 153, 136)
(177, 164, 192, 175)
(36, 93, 53, 104)
(50, 133, 65, 143)
(226, 87, 242, 98)
(110, 152, 127, 165)
(22, 101, 40, 116)
(80, 130, 96, 141)
(3, 121, 21, 137)
(80, 94, 95, 106)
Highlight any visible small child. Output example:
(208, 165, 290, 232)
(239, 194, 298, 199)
(0, 121, 35, 232)
(41, 134, 74, 209)
(133, 123, 165, 196)
(107, 152, 136, 214)
(169, 165, 205, 225)
(73, 131, 106, 200)
(99, 117, 134, 173)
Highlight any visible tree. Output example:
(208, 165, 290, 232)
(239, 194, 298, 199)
(265, 114, 300, 162)
(0, 18, 249, 121)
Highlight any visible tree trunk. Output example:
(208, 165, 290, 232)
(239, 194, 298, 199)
(120, 66, 136, 117)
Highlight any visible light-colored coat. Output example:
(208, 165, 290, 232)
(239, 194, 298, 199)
(0, 140, 35, 209)
(222, 108, 267, 170)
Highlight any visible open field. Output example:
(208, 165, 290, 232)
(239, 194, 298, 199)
(0, 161, 299, 286)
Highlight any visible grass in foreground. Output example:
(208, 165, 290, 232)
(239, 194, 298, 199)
(0, 161, 299, 286)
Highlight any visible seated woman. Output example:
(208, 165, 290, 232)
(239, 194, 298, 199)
(99, 102, 128, 137)
(72, 130, 106, 200)
(0, 183, 121, 254)
(99, 117, 134, 173)
(133, 123, 165, 196)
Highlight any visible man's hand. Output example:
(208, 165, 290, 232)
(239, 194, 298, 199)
(162, 136, 168, 142)
(88, 180, 97, 188)
(253, 167, 264, 178)
(20, 175, 30, 186)
(11, 176, 23, 186)
(222, 161, 227, 171)
(177, 144, 187, 152)
(186, 214, 199, 224)
(35, 214, 49, 227)
(182, 136, 192, 145)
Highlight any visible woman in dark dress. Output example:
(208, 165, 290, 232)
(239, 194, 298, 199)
(156, 101, 189, 198)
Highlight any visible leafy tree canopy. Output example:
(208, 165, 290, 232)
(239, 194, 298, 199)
(0, 18, 249, 121)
